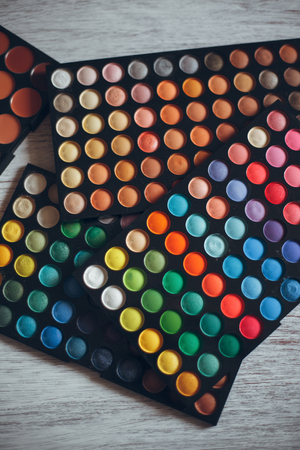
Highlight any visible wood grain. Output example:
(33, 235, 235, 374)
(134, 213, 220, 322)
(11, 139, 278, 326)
(1, 1, 300, 449)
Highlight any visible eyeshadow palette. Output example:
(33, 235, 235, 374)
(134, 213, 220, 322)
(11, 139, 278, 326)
(47, 37, 300, 220)
(0, 26, 56, 174)
(0, 164, 241, 425)
(73, 103, 292, 406)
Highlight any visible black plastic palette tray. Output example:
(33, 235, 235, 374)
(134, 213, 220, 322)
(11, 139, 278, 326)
(0, 164, 240, 425)
(0, 25, 57, 174)
(47, 37, 300, 220)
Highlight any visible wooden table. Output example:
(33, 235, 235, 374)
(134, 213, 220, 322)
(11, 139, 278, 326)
(1, 1, 300, 448)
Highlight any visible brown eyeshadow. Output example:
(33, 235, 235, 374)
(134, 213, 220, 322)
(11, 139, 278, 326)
(10, 88, 42, 118)
(142, 369, 166, 393)
(64, 192, 87, 214)
(263, 93, 284, 108)
(229, 49, 250, 68)
(144, 182, 168, 203)
(254, 46, 274, 66)
(118, 185, 141, 207)
(213, 374, 229, 389)
(284, 67, 300, 87)
(141, 157, 164, 178)
(90, 189, 114, 211)
(167, 153, 190, 175)
(289, 91, 300, 110)
(204, 52, 224, 71)
(238, 96, 260, 116)
(194, 392, 218, 415)
(216, 123, 238, 143)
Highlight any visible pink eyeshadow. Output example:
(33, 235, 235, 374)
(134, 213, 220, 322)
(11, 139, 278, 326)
(266, 145, 288, 167)
(131, 84, 153, 103)
(267, 110, 289, 132)
(102, 63, 124, 83)
(228, 143, 251, 165)
(134, 107, 157, 128)
(284, 165, 300, 187)
(285, 129, 300, 150)
(77, 66, 99, 86)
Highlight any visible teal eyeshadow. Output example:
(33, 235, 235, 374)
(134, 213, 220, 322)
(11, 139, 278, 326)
(50, 240, 71, 263)
(167, 194, 191, 217)
(39, 264, 62, 287)
(16, 315, 37, 338)
(204, 234, 228, 258)
(224, 216, 247, 240)
(74, 250, 95, 268)
(66, 337, 87, 360)
(241, 276, 264, 299)
(185, 214, 209, 237)
(0, 305, 13, 327)
(181, 291, 204, 315)
(27, 290, 49, 313)
(3, 279, 24, 302)
(85, 226, 107, 248)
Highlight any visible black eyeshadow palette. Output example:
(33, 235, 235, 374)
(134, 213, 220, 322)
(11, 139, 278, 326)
(0, 26, 57, 174)
(47, 37, 300, 220)
(73, 103, 293, 407)
(0, 164, 241, 425)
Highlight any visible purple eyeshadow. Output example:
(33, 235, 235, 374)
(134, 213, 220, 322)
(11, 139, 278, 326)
(263, 220, 286, 242)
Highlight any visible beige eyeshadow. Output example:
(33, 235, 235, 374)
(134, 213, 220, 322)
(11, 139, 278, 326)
(53, 93, 75, 113)
(125, 229, 150, 253)
(12, 196, 36, 219)
(56, 117, 79, 137)
(64, 192, 87, 214)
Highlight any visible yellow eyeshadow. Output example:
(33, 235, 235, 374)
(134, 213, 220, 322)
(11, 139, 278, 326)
(14, 254, 37, 277)
(108, 110, 131, 131)
(0, 244, 13, 267)
(82, 114, 104, 134)
(111, 135, 134, 156)
(79, 89, 102, 109)
(2, 220, 24, 242)
(85, 138, 107, 159)
(104, 246, 129, 271)
(157, 350, 182, 375)
(119, 307, 145, 332)
(138, 328, 163, 353)
(58, 141, 81, 162)
(61, 166, 84, 188)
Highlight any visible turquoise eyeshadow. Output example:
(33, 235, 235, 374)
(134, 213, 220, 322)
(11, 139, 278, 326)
(261, 258, 285, 281)
(52, 300, 75, 323)
(167, 194, 191, 217)
(0, 305, 13, 327)
(243, 237, 267, 260)
(185, 214, 209, 237)
(222, 255, 246, 279)
(16, 315, 37, 338)
(3, 279, 24, 302)
(41, 326, 63, 349)
(181, 291, 204, 315)
(85, 226, 107, 248)
(200, 313, 222, 337)
(260, 297, 282, 320)
(241, 276, 264, 299)
(74, 250, 94, 268)
(280, 278, 300, 302)
(27, 290, 49, 313)
(65, 336, 87, 360)
(39, 265, 62, 287)
(63, 276, 85, 298)
(224, 216, 247, 240)
(50, 240, 71, 263)
(204, 234, 228, 258)
(197, 353, 221, 377)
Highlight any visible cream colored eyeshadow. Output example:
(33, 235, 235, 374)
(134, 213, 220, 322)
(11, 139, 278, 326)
(48, 184, 59, 204)
(82, 114, 104, 134)
(79, 89, 102, 109)
(37, 206, 60, 228)
(56, 117, 78, 137)
(61, 166, 84, 188)
(85, 138, 107, 159)
(24, 173, 47, 195)
(247, 127, 270, 148)
(111, 135, 134, 156)
(13, 196, 36, 219)
(108, 110, 131, 131)
(125, 229, 150, 253)
(53, 93, 75, 113)
(58, 141, 81, 163)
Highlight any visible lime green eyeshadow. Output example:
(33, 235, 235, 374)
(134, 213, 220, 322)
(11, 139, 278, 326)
(162, 270, 186, 294)
(200, 313, 222, 337)
(178, 331, 202, 355)
(50, 240, 71, 263)
(27, 290, 49, 313)
(144, 250, 168, 273)
(181, 291, 204, 315)
(141, 289, 165, 313)
(218, 334, 242, 358)
(25, 230, 48, 253)
(160, 310, 182, 334)
(0, 305, 13, 327)
(85, 226, 107, 248)
(61, 221, 83, 238)
(197, 353, 221, 377)
(3, 279, 24, 302)
(123, 268, 147, 292)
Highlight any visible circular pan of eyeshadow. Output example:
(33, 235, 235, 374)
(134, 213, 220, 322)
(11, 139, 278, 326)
(14, 254, 37, 277)
(59, 142, 81, 163)
(138, 328, 163, 354)
(65, 336, 88, 360)
(165, 231, 189, 255)
(88, 163, 111, 185)
(0, 244, 13, 267)
(104, 247, 129, 271)
(194, 392, 219, 416)
(228, 143, 251, 165)
(202, 273, 226, 297)
(204, 234, 228, 258)
(167, 153, 190, 176)
(12, 196, 35, 219)
(82, 114, 104, 134)
(156, 80, 179, 101)
(5, 46, 35, 73)
(49, 241, 71, 263)
(267, 110, 289, 132)
(3, 279, 24, 302)
(153, 57, 174, 77)
(229, 49, 250, 69)
(142, 369, 166, 393)
(102, 63, 124, 83)
(128, 60, 148, 80)
(131, 83, 153, 103)
(108, 110, 130, 131)
(56, 116, 79, 138)
(105, 86, 127, 107)
(179, 55, 200, 74)
(216, 123, 238, 143)
(64, 192, 87, 215)
(248, 126, 270, 148)
(279, 44, 299, 64)
(27, 290, 49, 313)
(90, 189, 114, 211)
(208, 75, 230, 95)
(41, 326, 63, 348)
(234, 72, 256, 92)
(157, 350, 182, 375)
(83, 265, 108, 289)
(16, 315, 38, 338)
(221, 294, 244, 318)
(0, 71, 15, 100)
(120, 307, 145, 329)
(37, 206, 60, 229)
(0, 32, 10, 55)
(52, 300, 75, 324)
(183, 252, 207, 276)
(116, 357, 142, 382)
(176, 372, 201, 397)
(114, 160, 137, 182)
(91, 347, 114, 371)
(137, 131, 160, 153)
(263, 93, 284, 108)
(186, 102, 208, 122)
(61, 221, 83, 239)
(188, 177, 211, 199)
(85, 226, 107, 248)
(204, 52, 224, 71)
(101, 285, 126, 310)
(0, 114, 21, 144)
(284, 67, 300, 87)
(181, 291, 204, 316)
(162, 270, 186, 294)
(224, 216, 248, 240)
(111, 135, 134, 156)
(164, 129, 186, 150)
(284, 165, 300, 187)
(194, 150, 212, 167)
(2, 220, 24, 243)
(238, 96, 260, 116)
(77, 66, 99, 85)
(61, 166, 84, 188)
(83, 138, 106, 160)
(206, 196, 229, 220)
(25, 230, 48, 253)
(167, 194, 191, 217)
(118, 185, 141, 208)
(134, 107, 157, 128)
(147, 211, 170, 235)
(212, 99, 234, 120)
(182, 78, 204, 98)
(239, 315, 263, 339)
(80, 89, 102, 109)
(126, 229, 150, 253)
(51, 68, 73, 89)
(197, 353, 220, 377)
(185, 214, 209, 238)
(30, 62, 51, 91)
(141, 289, 165, 313)
(141, 156, 164, 178)
(190, 126, 213, 147)
(259, 70, 279, 90)
(246, 162, 269, 184)
(144, 182, 168, 204)
(254, 46, 274, 66)
(285, 129, 300, 150)
(160, 104, 183, 125)
(53, 93, 75, 113)
(24, 173, 47, 195)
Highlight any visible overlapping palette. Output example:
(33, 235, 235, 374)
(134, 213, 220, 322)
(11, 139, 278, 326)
(0, 26, 56, 174)
(0, 164, 242, 425)
(47, 37, 300, 219)
(74, 103, 294, 406)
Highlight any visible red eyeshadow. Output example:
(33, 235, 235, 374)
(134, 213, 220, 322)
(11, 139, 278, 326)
(246, 162, 269, 185)
(5, 46, 35, 73)
(10, 88, 42, 118)
(264, 182, 288, 205)
(239, 315, 263, 339)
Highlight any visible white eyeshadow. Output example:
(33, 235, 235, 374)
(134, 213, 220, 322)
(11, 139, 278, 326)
(83, 265, 108, 289)
(101, 285, 126, 310)
(51, 69, 73, 89)
(24, 173, 47, 195)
